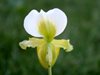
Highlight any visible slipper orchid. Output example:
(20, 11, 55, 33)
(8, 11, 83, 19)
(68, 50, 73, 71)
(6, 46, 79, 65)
(19, 8, 73, 73)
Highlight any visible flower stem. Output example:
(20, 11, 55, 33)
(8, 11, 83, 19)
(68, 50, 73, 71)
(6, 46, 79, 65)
(48, 66, 52, 75)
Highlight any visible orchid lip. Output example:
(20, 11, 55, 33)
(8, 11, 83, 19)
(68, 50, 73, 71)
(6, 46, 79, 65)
(19, 37, 73, 68)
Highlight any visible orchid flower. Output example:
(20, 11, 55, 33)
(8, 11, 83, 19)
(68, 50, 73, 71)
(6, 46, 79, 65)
(19, 8, 73, 75)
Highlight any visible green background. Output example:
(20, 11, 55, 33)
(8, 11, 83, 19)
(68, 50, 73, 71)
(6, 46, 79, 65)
(0, 0, 100, 75)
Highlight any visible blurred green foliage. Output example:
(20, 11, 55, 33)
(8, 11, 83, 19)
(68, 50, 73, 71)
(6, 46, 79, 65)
(0, 0, 100, 75)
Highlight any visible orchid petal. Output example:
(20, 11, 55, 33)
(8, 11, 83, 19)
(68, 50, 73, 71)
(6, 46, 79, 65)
(19, 38, 43, 49)
(24, 10, 42, 37)
(52, 39, 73, 52)
(47, 8, 67, 36)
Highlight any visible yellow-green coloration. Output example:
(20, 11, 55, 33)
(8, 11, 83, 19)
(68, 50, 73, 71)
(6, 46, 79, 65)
(20, 8, 73, 75)
(37, 42, 60, 68)
(19, 38, 44, 49)
(38, 19, 56, 42)
(52, 39, 73, 52)
(19, 16, 73, 69)
(19, 37, 73, 69)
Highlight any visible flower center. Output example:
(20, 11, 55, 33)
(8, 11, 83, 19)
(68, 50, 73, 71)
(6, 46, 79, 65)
(38, 19, 56, 42)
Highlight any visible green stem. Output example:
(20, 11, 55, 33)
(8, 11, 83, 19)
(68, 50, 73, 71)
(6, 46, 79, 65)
(48, 67, 52, 75)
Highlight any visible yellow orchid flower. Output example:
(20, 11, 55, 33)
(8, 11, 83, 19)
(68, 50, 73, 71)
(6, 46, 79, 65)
(19, 8, 73, 75)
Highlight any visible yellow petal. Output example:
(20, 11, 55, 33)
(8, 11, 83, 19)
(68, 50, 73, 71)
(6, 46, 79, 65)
(19, 37, 73, 69)
(19, 37, 43, 50)
(52, 39, 73, 52)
